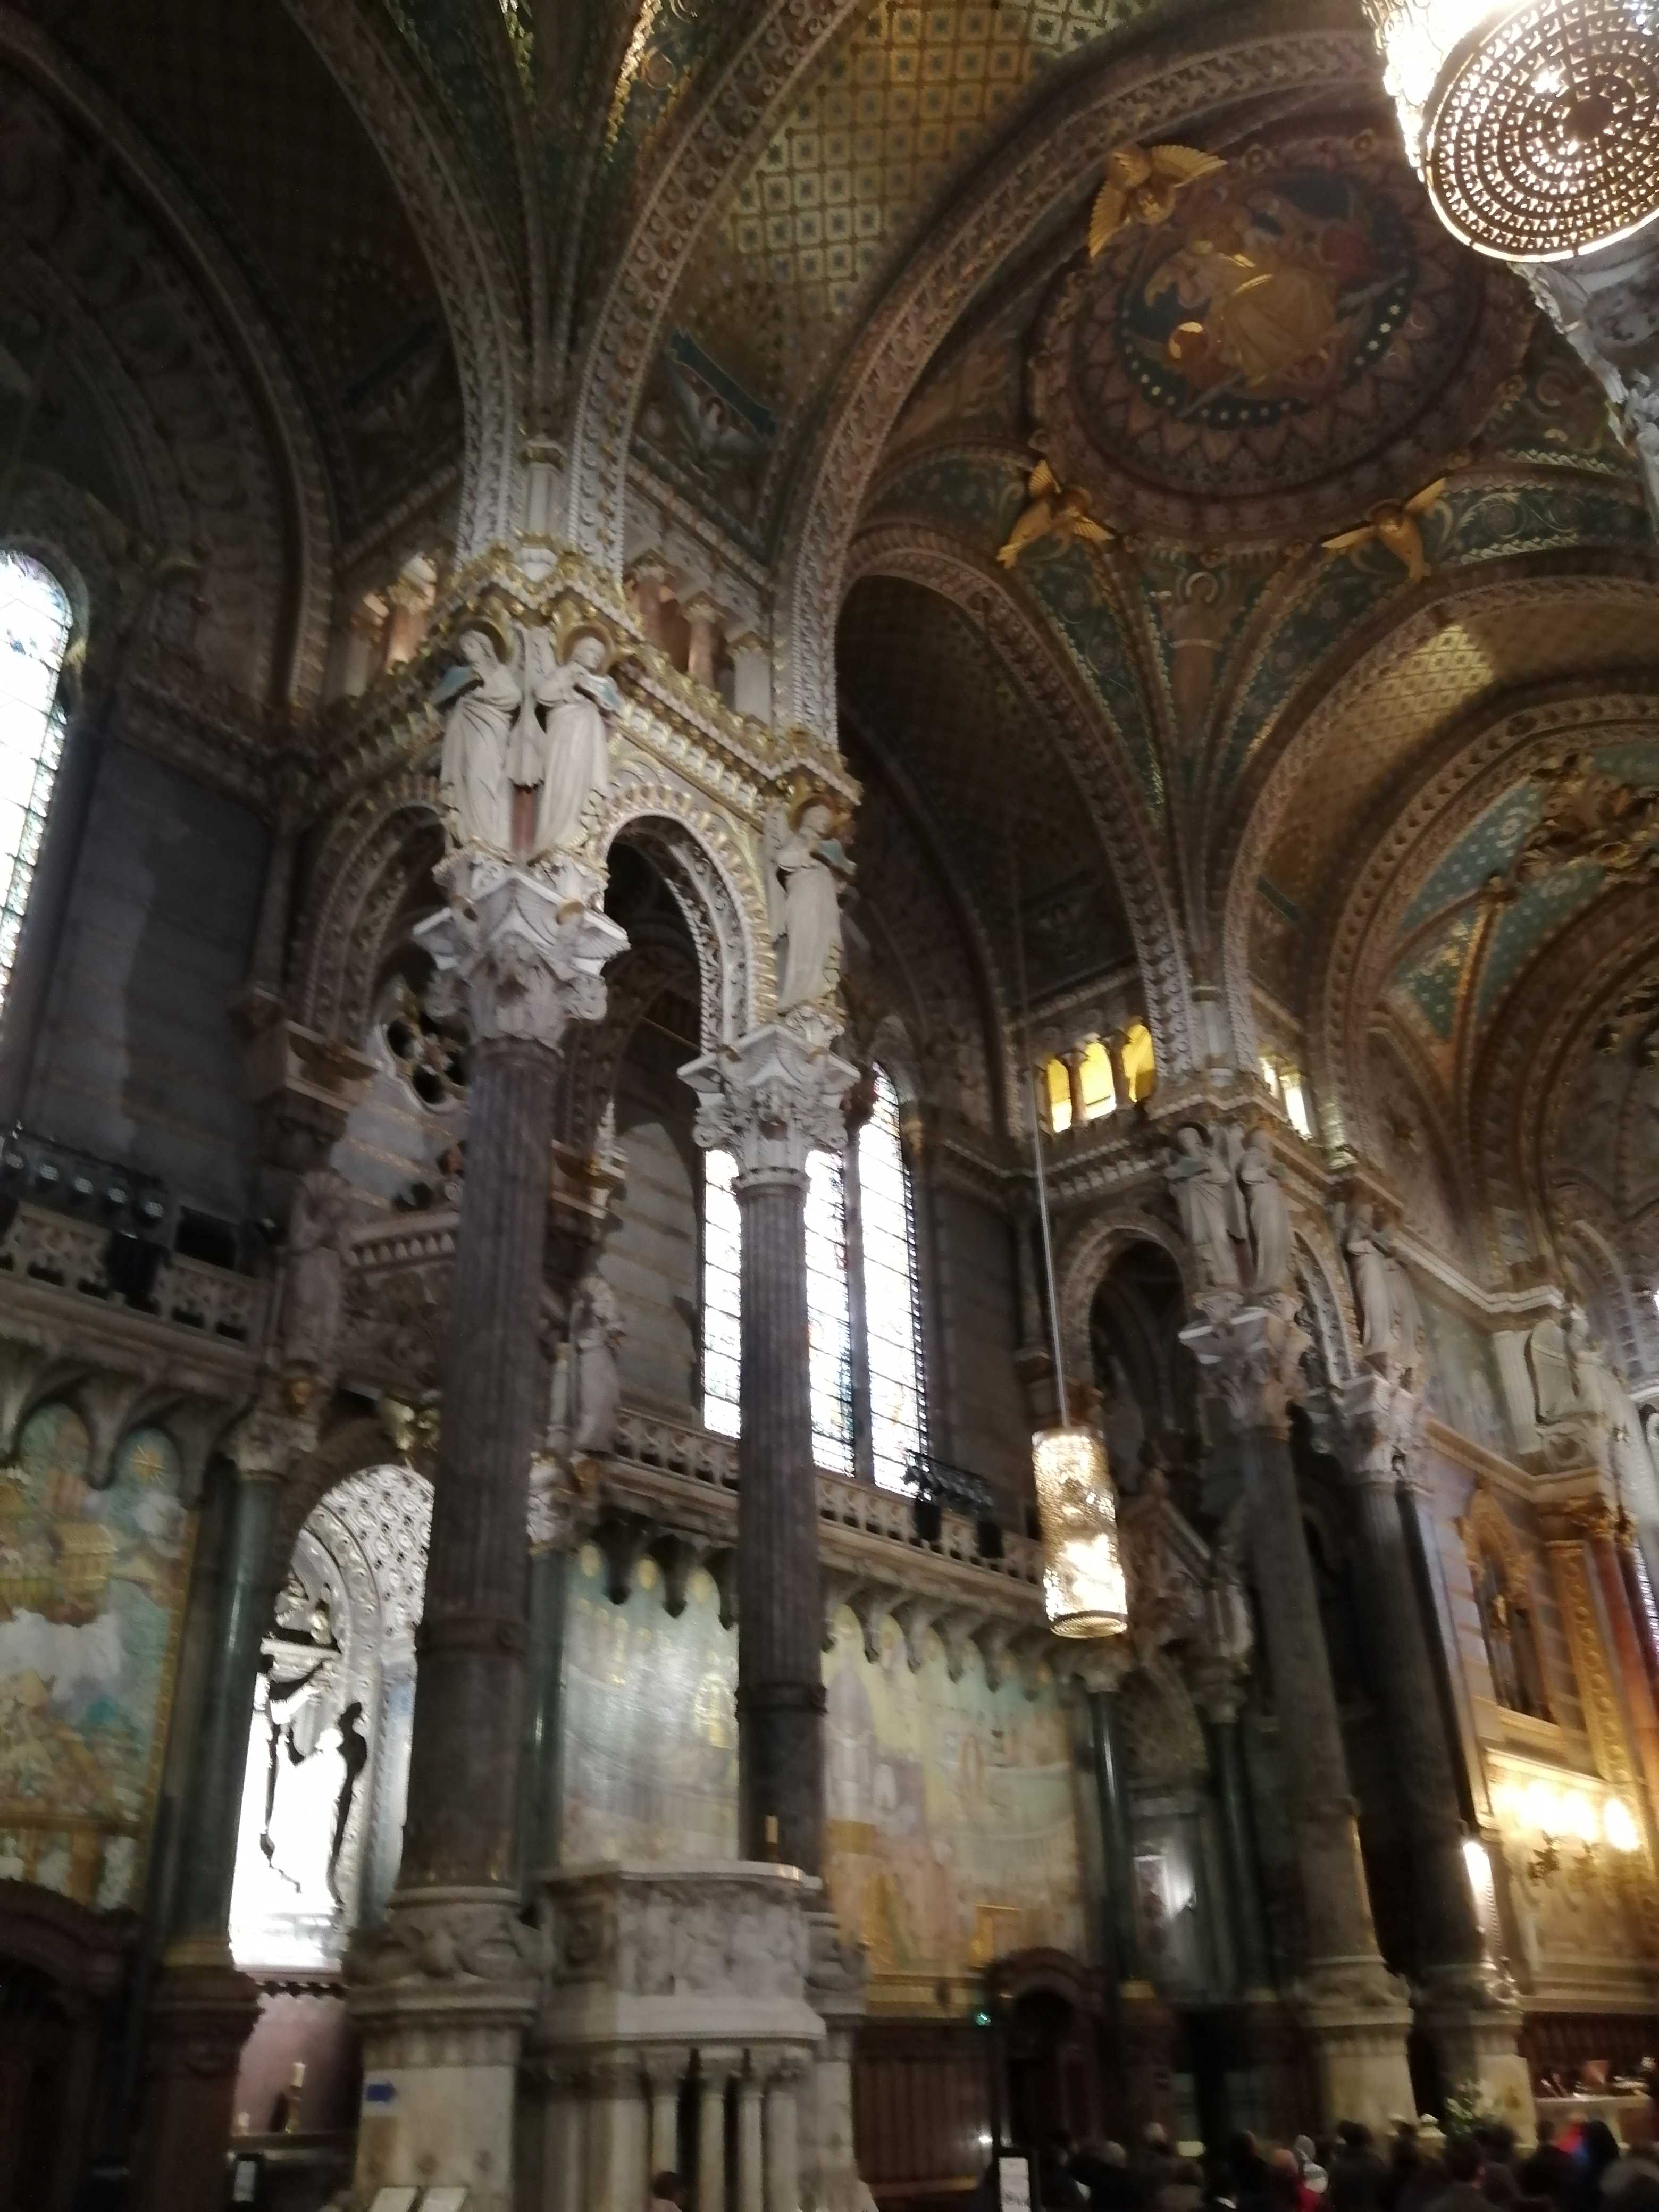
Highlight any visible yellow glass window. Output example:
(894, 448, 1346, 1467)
(1078, 1039, 1115, 1120)
(1281, 1070, 1312, 1139)
(1122, 1020, 1156, 1102)
(1044, 1058, 1072, 1133)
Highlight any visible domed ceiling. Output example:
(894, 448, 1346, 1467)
(1029, 128, 1530, 548)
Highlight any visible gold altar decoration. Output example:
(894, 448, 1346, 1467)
(1362, 0, 1659, 261)
(1032, 1425, 1130, 1639)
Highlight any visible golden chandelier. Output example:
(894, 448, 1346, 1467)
(1362, 0, 1659, 261)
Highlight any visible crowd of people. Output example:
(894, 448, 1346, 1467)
(1029, 2118, 1659, 2212)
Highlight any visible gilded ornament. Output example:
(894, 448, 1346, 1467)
(1087, 142, 1226, 258)
(996, 459, 1113, 567)
(1511, 752, 1659, 882)
(1322, 477, 1449, 582)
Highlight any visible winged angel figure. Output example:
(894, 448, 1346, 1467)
(1088, 141, 1226, 258)
(998, 459, 1113, 567)
(1323, 479, 1448, 583)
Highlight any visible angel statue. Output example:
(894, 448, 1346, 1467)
(514, 625, 619, 858)
(1088, 141, 1225, 258)
(1164, 1123, 1245, 1293)
(1323, 479, 1449, 584)
(998, 458, 1113, 567)
(434, 620, 518, 851)
(1372, 1213, 1427, 1378)
(765, 787, 856, 1013)
(569, 1270, 626, 1461)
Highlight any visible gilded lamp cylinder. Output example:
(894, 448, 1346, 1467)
(1031, 1425, 1130, 1640)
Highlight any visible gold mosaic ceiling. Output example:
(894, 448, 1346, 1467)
(668, 0, 1168, 412)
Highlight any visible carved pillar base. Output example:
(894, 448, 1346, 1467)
(1115, 1990, 1178, 2141)
(347, 1889, 540, 2212)
(129, 1956, 261, 2212)
(1414, 1967, 1532, 2138)
(802, 1909, 876, 2212)
(1297, 1963, 1416, 2134)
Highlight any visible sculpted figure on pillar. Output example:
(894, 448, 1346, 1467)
(1165, 1122, 1246, 1294)
(1239, 1126, 1292, 1296)
(435, 619, 518, 853)
(278, 1167, 364, 1387)
(1340, 1202, 1394, 1365)
(765, 781, 856, 1016)
(569, 1269, 626, 1462)
(517, 624, 619, 859)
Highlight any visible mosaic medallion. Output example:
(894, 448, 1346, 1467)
(1029, 132, 1532, 548)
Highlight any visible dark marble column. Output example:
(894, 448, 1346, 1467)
(133, 1397, 309, 2212)
(1340, 1375, 1524, 2110)
(1195, 1679, 1274, 1997)
(518, 1496, 577, 1881)
(347, 860, 624, 2212)
(1182, 1297, 1412, 2129)
(1086, 1680, 1145, 1991)
(683, 1023, 855, 1874)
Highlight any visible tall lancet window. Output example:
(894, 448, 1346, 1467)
(700, 1063, 926, 1489)
(0, 553, 72, 1012)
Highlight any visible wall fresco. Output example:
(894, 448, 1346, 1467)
(0, 1405, 194, 1908)
(560, 1550, 1087, 1993)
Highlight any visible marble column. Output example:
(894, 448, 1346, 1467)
(347, 858, 625, 2212)
(699, 2049, 740, 2212)
(682, 1023, 855, 1873)
(1182, 1297, 1413, 2130)
(520, 1462, 585, 1881)
(132, 1393, 308, 2212)
(1193, 1671, 1273, 1997)
(1339, 1374, 1527, 2124)
(1084, 1664, 1144, 1991)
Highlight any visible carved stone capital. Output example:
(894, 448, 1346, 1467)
(681, 1023, 856, 1179)
(421, 854, 627, 1053)
(224, 1379, 317, 1478)
(345, 1884, 546, 1996)
(1337, 1371, 1428, 1489)
(527, 1457, 591, 1554)
(1179, 1293, 1310, 1438)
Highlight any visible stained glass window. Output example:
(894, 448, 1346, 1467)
(805, 1150, 854, 1475)
(699, 1064, 926, 1488)
(1078, 1040, 1116, 1120)
(0, 553, 71, 1015)
(701, 1149, 742, 1438)
(858, 1068, 927, 1492)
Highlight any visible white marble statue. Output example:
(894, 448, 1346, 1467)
(1165, 1124, 1244, 1292)
(766, 795, 855, 1012)
(516, 626, 618, 856)
(1373, 1214, 1427, 1377)
(279, 1168, 358, 1375)
(434, 626, 518, 851)
(569, 1270, 626, 1459)
(1343, 1205, 1393, 1364)
(1238, 1126, 1291, 1294)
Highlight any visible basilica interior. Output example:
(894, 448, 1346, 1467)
(8, 2, 1659, 2208)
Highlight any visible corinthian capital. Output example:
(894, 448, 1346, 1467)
(1179, 1292, 1310, 1439)
(680, 1021, 856, 1179)
(421, 851, 627, 1052)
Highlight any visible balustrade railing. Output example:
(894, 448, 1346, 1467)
(0, 1201, 266, 1344)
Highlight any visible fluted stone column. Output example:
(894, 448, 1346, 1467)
(348, 859, 625, 2212)
(132, 1392, 311, 2212)
(1183, 1296, 1413, 2129)
(682, 1024, 855, 1873)
(1340, 1375, 1527, 2123)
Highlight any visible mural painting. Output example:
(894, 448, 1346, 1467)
(560, 1557, 1087, 1996)
(1420, 1293, 1513, 1457)
(561, 1544, 739, 1864)
(823, 1610, 1085, 1996)
(0, 1405, 193, 1908)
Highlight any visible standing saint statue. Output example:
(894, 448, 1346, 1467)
(515, 626, 619, 858)
(1373, 1213, 1427, 1378)
(279, 1167, 358, 1377)
(766, 792, 855, 1013)
(1343, 1203, 1393, 1365)
(1165, 1124, 1244, 1292)
(569, 1270, 626, 1460)
(434, 623, 518, 851)
(1238, 1125, 1291, 1294)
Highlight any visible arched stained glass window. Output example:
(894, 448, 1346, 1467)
(0, 553, 72, 1012)
(700, 1063, 926, 1490)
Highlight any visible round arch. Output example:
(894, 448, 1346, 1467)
(290, 773, 444, 1042)
(594, 789, 767, 1046)
(1054, 1210, 1197, 1385)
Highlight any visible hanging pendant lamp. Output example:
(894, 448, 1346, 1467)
(1361, 0, 1659, 261)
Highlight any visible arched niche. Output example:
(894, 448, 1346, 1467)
(229, 1462, 432, 1971)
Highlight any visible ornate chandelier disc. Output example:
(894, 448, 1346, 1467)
(1425, 0, 1659, 260)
